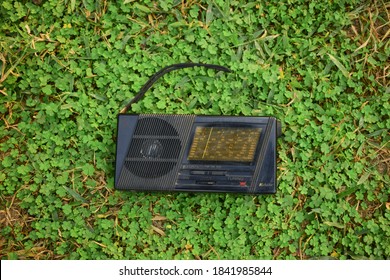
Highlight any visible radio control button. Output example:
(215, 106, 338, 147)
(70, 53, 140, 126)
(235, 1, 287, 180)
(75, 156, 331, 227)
(190, 170, 207, 175)
(211, 171, 225, 176)
(195, 181, 216, 185)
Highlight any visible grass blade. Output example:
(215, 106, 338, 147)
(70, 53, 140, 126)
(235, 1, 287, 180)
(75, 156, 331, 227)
(63, 186, 88, 203)
(357, 171, 370, 185)
(324, 221, 345, 229)
(327, 53, 350, 78)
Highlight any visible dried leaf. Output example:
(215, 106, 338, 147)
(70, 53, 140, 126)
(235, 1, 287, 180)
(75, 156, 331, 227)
(353, 37, 370, 53)
(151, 225, 165, 236)
(152, 215, 167, 221)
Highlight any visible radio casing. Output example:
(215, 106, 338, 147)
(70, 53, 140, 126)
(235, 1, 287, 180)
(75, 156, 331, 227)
(115, 114, 281, 194)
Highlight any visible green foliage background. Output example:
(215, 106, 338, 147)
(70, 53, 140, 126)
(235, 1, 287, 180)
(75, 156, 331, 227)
(0, 0, 389, 259)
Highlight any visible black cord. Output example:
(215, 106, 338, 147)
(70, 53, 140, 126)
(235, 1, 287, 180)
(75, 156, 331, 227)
(120, 63, 232, 113)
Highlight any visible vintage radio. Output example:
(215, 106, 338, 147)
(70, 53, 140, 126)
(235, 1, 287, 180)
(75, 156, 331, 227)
(115, 63, 281, 194)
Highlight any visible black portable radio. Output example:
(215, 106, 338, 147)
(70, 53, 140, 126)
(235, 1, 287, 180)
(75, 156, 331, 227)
(115, 63, 281, 194)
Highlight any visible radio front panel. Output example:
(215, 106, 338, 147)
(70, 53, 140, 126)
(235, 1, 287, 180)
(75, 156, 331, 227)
(115, 114, 281, 194)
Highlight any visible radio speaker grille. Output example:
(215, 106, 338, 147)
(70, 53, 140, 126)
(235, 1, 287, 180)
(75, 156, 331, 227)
(133, 117, 179, 136)
(117, 114, 195, 190)
(126, 117, 181, 178)
(124, 161, 177, 179)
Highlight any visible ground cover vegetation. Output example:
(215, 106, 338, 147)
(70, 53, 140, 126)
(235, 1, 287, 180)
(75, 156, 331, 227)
(0, 0, 389, 259)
